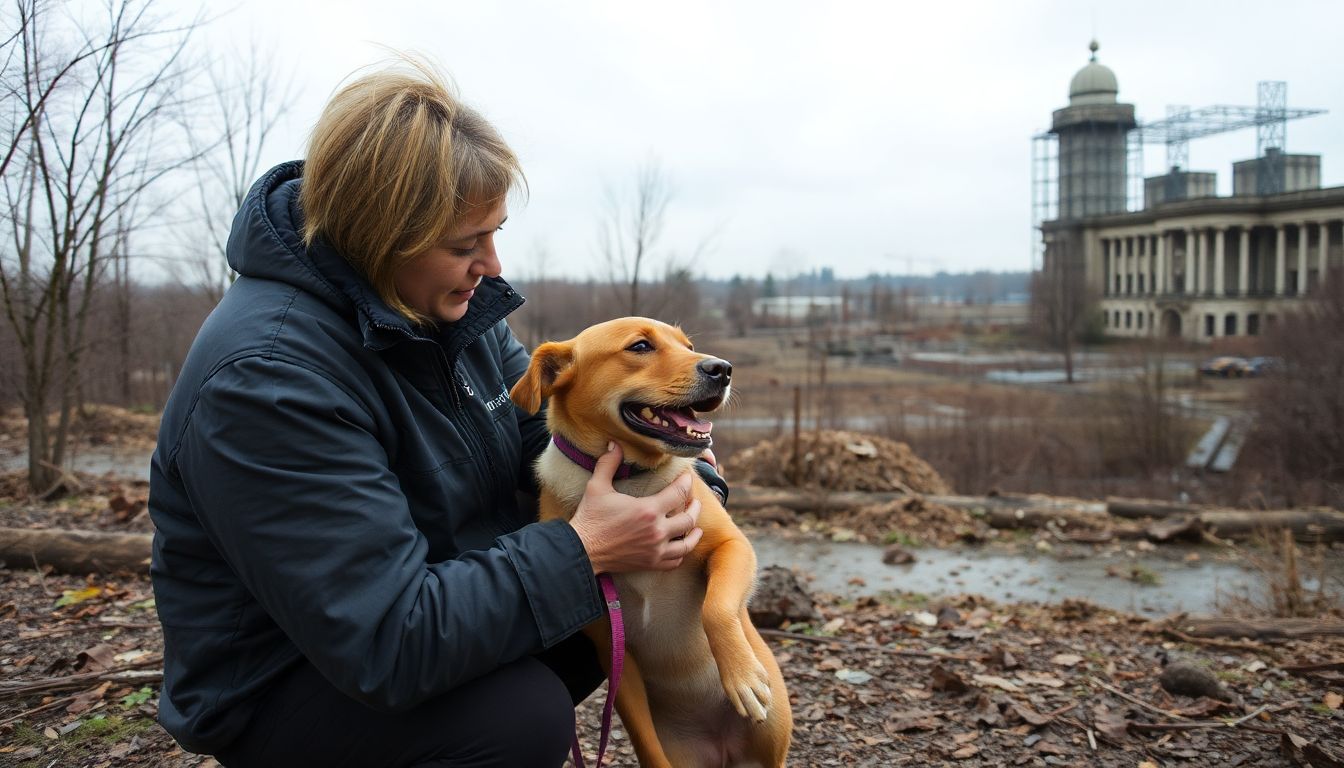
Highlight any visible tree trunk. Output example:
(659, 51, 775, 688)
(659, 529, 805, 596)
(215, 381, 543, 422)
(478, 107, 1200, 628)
(0, 527, 151, 574)
(24, 399, 57, 492)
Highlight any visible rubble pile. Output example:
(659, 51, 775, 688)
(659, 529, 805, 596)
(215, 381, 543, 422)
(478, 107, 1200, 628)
(727, 430, 951, 495)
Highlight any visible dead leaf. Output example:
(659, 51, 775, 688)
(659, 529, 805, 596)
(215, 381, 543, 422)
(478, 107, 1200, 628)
(1008, 702, 1052, 726)
(972, 674, 1021, 693)
(1050, 653, 1084, 667)
(951, 744, 979, 759)
(66, 681, 111, 715)
(1094, 709, 1132, 741)
(55, 584, 102, 608)
(986, 644, 1019, 669)
(1033, 739, 1071, 756)
(886, 709, 941, 732)
(931, 664, 969, 693)
(972, 694, 1003, 727)
(75, 644, 117, 672)
(835, 669, 872, 685)
(1325, 691, 1343, 710)
(1016, 671, 1065, 688)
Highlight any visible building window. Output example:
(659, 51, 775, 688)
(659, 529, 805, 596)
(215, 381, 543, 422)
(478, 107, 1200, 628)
(1247, 313, 1260, 336)
(1138, 275, 1145, 293)
(1126, 275, 1133, 294)
(1204, 314, 1215, 337)
(1137, 312, 1144, 330)
(1114, 310, 1121, 328)
(1125, 311, 1133, 329)
(1224, 313, 1238, 336)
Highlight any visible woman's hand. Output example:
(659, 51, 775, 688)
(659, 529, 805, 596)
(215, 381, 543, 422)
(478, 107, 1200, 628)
(570, 442, 703, 574)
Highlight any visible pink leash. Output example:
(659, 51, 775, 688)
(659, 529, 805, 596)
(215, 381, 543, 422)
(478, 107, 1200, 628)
(571, 573, 624, 768)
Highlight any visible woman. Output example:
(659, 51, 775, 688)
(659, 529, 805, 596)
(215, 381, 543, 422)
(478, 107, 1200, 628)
(148, 60, 720, 767)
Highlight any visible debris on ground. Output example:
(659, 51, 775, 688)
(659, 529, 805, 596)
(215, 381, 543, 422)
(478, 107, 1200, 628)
(727, 430, 951, 495)
(736, 494, 997, 547)
(0, 473, 151, 532)
(0, 405, 160, 460)
(575, 589, 1344, 767)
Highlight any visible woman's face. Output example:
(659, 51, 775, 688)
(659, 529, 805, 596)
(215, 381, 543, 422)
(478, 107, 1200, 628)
(394, 199, 508, 324)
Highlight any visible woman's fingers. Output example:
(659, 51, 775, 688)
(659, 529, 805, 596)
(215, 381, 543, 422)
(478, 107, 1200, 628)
(586, 441, 622, 495)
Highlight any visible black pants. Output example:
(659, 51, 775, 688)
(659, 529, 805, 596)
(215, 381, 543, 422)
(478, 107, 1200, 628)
(216, 633, 605, 768)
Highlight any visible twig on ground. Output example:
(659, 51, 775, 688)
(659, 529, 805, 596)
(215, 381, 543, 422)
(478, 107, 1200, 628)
(0, 656, 162, 699)
(30, 553, 53, 596)
(1087, 676, 1191, 721)
(0, 693, 80, 726)
(1121, 705, 1282, 738)
(17, 621, 160, 641)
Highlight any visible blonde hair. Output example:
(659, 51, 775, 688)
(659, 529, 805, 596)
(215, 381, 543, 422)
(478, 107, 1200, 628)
(301, 58, 523, 323)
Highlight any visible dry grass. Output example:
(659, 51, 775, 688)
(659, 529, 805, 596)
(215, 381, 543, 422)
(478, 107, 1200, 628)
(1218, 529, 1344, 619)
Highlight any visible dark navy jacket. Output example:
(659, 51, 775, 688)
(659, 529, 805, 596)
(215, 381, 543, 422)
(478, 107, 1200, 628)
(148, 161, 603, 754)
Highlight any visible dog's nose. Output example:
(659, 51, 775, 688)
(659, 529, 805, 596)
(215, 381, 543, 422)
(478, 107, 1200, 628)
(698, 358, 732, 385)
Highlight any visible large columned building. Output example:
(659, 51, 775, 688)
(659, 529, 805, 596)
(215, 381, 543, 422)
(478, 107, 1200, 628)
(1039, 44, 1344, 341)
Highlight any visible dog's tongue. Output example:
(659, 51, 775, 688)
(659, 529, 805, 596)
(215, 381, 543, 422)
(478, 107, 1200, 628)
(662, 407, 712, 434)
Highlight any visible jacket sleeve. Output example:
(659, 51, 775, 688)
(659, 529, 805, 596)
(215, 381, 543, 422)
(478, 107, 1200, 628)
(497, 322, 551, 494)
(172, 354, 602, 711)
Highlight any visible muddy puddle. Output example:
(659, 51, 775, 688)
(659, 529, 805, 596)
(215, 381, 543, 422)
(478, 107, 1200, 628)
(750, 535, 1342, 617)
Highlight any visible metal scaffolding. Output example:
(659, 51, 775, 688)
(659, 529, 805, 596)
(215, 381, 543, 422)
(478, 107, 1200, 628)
(1030, 81, 1327, 266)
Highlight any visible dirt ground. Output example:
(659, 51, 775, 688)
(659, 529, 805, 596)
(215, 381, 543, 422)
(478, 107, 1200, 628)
(2, 411, 1342, 766)
(4, 564, 1341, 767)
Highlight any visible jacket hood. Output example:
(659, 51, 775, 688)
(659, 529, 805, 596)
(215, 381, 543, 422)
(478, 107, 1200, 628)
(226, 161, 522, 353)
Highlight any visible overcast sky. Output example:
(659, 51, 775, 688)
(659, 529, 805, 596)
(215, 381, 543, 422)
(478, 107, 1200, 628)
(167, 0, 1344, 280)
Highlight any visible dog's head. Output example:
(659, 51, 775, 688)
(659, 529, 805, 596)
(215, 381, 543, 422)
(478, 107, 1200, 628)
(510, 317, 732, 467)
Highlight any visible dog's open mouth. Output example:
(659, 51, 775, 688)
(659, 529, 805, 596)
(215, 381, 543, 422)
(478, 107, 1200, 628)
(620, 395, 724, 449)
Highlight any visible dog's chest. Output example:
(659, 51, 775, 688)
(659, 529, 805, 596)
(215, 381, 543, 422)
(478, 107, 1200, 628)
(614, 568, 708, 658)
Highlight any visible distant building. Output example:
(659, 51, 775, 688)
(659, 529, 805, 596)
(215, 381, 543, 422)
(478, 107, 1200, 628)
(1038, 42, 1343, 341)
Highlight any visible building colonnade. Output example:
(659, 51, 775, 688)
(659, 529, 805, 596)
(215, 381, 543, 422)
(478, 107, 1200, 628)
(1100, 219, 1339, 300)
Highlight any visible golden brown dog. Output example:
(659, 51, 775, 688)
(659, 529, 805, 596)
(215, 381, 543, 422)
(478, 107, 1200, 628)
(510, 317, 791, 768)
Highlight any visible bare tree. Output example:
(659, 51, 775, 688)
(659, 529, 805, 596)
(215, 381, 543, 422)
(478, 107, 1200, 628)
(597, 158, 673, 316)
(0, 0, 198, 491)
(1031, 229, 1095, 384)
(177, 39, 294, 302)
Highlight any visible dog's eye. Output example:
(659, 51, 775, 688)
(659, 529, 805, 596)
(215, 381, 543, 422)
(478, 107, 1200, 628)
(626, 340, 654, 353)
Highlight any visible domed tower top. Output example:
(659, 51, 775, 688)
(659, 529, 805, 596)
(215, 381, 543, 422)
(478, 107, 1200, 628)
(1068, 40, 1119, 106)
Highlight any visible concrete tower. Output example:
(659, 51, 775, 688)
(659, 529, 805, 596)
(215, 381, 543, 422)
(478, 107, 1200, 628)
(1051, 41, 1136, 220)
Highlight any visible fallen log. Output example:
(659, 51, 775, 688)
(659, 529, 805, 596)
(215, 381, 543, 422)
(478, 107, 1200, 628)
(731, 486, 909, 512)
(1107, 497, 1200, 519)
(1170, 617, 1344, 641)
(1195, 508, 1344, 541)
(0, 527, 151, 574)
(732, 486, 1344, 542)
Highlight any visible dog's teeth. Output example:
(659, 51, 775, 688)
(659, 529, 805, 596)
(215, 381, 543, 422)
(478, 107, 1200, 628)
(642, 407, 654, 420)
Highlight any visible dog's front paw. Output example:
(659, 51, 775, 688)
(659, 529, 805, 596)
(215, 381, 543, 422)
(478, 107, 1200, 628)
(722, 658, 772, 722)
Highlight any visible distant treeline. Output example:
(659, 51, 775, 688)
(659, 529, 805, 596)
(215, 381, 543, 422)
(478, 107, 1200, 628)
(0, 269, 1030, 412)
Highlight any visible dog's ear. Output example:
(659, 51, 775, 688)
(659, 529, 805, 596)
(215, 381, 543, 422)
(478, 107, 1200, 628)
(510, 341, 574, 414)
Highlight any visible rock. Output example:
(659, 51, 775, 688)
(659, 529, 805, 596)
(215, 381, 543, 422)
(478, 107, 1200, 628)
(882, 544, 915, 565)
(749, 565, 820, 628)
(1159, 661, 1233, 702)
